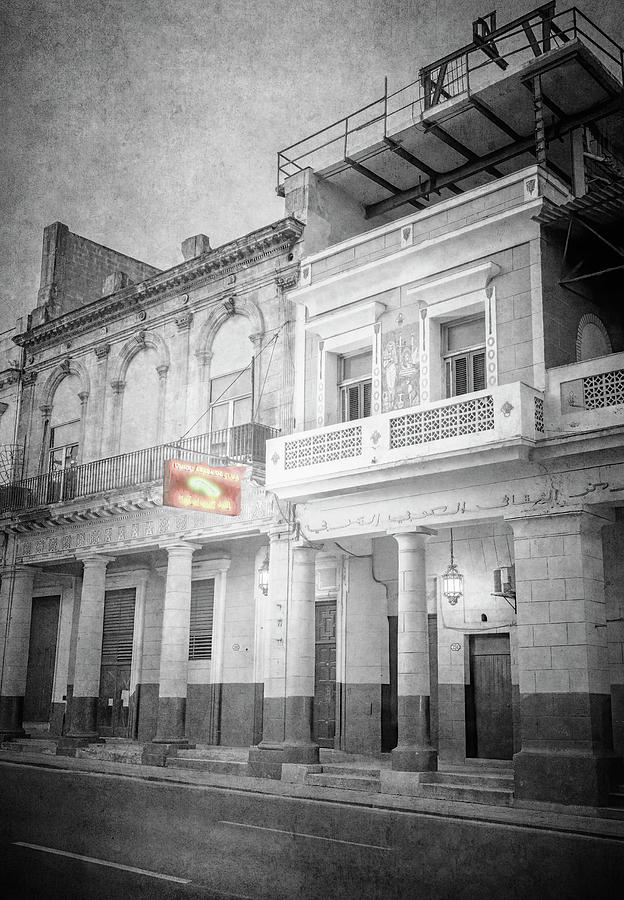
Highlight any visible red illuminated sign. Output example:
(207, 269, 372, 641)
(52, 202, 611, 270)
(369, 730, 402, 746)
(163, 459, 244, 516)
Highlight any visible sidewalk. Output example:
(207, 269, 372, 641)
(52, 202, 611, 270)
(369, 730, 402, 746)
(1, 739, 624, 842)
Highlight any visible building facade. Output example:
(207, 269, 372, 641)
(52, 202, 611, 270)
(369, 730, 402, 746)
(1, 2, 623, 808)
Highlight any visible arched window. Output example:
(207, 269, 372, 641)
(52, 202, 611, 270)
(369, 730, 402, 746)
(209, 316, 254, 456)
(119, 347, 161, 452)
(49, 374, 82, 472)
(576, 314, 611, 362)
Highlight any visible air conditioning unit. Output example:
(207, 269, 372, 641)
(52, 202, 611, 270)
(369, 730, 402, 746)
(492, 566, 516, 611)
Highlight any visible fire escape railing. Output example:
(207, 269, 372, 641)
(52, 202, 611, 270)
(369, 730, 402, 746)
(276, 5, 624, 191)
(0, 423, 279, 515)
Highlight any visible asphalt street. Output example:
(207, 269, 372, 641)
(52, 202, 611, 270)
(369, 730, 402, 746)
(1, 760, 623, 899)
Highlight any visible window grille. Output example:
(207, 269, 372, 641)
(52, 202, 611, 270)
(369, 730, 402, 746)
(583, 369, 624, 410)
(189, 578, 215, 661)
(101, 588, 136, 666)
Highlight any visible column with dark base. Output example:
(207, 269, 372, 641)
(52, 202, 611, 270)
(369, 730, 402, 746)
(282, 545, 319, 764)
(143, 540, 198, 765)
(58, 554, 113, 753)
(391, 528, 437, 772)
(509, 509, 619, 806)
(0, 566, 36, 740)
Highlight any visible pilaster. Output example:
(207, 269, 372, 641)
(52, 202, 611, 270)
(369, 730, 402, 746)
(0, 566, 37, 739)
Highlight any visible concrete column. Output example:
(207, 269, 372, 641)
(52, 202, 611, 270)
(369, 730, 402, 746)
(509, 508, 618, 806)
(248, 526, 290, 778)
(152, 541, 199, 746)
(390, 527, 437, 772)
(59, 555, 113, 748)
(0, 566, 36, 739)
(283, 545, 318, 762)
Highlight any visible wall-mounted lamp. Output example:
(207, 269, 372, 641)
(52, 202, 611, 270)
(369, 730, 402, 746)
(442, 528, 464, 605)
(258, 551, 270, 596)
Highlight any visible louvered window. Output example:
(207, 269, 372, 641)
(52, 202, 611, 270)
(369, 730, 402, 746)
(339, 351, 372, 422)
(101, 589, 136, 666)
(444, 316, 486, 398)
(189, 578, 215, 661)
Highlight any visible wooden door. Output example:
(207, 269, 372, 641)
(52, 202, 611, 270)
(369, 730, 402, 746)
(313, 601, 336, 747)
(23, 596, 60, 723)
(98, 588, 136, 737)
(466, 633, 513, 760)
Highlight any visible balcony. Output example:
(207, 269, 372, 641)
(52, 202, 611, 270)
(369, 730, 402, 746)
(0, 423, 278, 516)
(267, 383, 542, 500)
(543, 351, 624, 441)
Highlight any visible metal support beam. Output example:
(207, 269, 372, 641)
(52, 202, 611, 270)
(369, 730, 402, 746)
(560, 263, 624, 285)
(531, 76, 547, 167)
(344, 157, 425, 210)
(382, 137, 463, 195)
(470, 97, 521, 141)
(365, 96, 622, 218)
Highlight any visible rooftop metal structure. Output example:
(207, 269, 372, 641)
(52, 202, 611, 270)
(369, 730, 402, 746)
(277, 3, 624, 221)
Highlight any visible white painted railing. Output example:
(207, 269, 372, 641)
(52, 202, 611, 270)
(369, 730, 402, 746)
(267, 382, 542, 492)
(545, 351, 624, 438)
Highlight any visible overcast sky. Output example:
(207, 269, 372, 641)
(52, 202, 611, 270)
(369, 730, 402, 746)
(1, 0, 622, 328)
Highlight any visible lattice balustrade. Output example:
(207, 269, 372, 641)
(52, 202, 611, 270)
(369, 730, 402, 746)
(583, 368, 624, 410)
(534, 396, 545, 434)
(390, 395, 494, 448)
(284, 426, 363, 469)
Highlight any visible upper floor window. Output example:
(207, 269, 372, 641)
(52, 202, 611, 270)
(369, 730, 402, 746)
(443, 316, 486, 398)
(339, 350, 372, 421)
(49, 419, 79, 472)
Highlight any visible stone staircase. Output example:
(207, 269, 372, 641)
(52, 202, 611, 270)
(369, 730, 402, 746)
(0, 737, 58, 756)
(303, 759, 515, 807)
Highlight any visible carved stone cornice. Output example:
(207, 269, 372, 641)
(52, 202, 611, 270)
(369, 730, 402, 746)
(13, 217, 305, 353)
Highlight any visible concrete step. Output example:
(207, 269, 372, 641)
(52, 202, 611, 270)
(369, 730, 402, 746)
(306, 773, 381, 792)
(320, 764, 381, 778)
(75, 744, 143, 764)
(174, 747, 248, 762)
(421, 770, 514, 788)
(166, 757, 249, 776)
(414, 781, 513, 807)
(1, 738, 58, 755)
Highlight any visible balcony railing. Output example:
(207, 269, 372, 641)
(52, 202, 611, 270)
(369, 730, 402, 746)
(0, 423, 278, 515)
(544, 351, 624, 437)
(267, 383, 542, 496)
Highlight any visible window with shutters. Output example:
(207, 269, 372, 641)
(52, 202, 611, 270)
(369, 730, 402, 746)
(443, 316, 486, 398)
(339, 351, 372, 422)
(189, 578, 215, 661)
(101, 589, 136, 666)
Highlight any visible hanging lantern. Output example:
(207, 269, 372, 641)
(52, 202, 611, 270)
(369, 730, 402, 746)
(258, 551, 270, 596)
(442, 528, 464, 605)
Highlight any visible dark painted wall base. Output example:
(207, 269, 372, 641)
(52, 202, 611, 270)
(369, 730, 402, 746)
(0, 695, 25, 736)
(153, 696, 186, 743)
(392, 745, 438, 772)
(514, 749, 620, 806)
(49, 701, 66, 736)
(611, 683, 624, 758)
(136, 683, 158, 742)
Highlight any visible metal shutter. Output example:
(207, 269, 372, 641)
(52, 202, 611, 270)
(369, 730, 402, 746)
(101, 589, 136, 666)
(189, 578, 215, 661)
(473, 351, 486, 392)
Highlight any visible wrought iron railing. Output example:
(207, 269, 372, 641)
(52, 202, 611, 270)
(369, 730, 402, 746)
(0, 423, 278, 514)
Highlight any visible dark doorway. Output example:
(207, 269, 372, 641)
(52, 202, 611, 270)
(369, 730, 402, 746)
(98, 588, 136, 737)
(466, 633, 513, 760)
(23, 596, 60, 723)
(313, 601, 336, 747)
